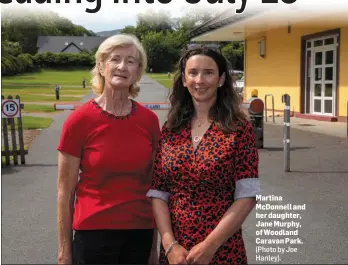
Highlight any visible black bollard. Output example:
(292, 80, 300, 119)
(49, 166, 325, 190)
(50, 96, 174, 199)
(55, 84, 60, 100)
(282, 94, 291, 172)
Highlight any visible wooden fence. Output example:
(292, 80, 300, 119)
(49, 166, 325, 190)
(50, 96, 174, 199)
(1, 95, 28, 166)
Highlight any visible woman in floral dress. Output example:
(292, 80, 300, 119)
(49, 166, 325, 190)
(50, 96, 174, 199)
(147, 46, 260, 265)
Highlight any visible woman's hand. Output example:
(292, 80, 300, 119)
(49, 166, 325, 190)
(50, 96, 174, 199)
(186, 241, 217, 265)
(167, 244, 189, 264)
(57, 252, 72, 264)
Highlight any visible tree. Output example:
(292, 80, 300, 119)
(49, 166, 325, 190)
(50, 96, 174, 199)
(121, 26, 138, 38)
(1, 7, 94, 54)
(221, 42, 244, 71)
(127, 8, 218, 72)
(142, 31, 178, 72)
(135, 9, 174, 40)
(1, 7, 96, 76)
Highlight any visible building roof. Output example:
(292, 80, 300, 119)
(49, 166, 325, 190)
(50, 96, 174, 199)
(188, 9, 260, 40)
(36, 36, 107, 53)
(188, 4, 348, 42)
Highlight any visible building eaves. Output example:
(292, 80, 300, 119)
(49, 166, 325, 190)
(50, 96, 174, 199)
(188, 9, 261, 40)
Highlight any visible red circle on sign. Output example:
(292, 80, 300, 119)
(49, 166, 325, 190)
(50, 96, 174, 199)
(2, 99, 19, 118)
(249, 98, 264, 114)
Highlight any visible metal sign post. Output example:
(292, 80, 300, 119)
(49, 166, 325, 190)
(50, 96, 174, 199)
(282, 94, 291, 172)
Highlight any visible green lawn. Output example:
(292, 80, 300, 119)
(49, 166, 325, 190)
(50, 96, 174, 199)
(1, 69, 92, 112)
(2, 68, 92, 86)
(4, 116, 54, 130)
(2, 69, 92, 99)
(146, 73, 174, 89)
(21, 116, 53, 130)
(22, 104, 55, 113)
(2, 93, 78, 102)
(2, 87, 90, 96)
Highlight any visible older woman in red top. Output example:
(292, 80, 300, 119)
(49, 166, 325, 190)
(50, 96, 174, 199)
(57, 34, 160, 264)
(147, 46, 260, 265)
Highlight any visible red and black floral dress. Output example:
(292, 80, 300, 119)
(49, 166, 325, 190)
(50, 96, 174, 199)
(147, 119, 260, 265)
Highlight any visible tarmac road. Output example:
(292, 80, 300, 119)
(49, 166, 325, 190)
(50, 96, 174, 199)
(243, 125, 348, 264)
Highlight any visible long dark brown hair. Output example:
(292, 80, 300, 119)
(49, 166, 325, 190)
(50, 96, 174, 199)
(166, 47, 247, 133)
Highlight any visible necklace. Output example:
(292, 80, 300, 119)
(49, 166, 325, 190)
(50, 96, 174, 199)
(193, 135, 202, 143)
(196, 116, 204, 127)
(193, 116, 204, 143)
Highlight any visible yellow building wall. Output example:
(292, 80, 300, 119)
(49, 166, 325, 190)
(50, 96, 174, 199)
(244, 23, 348, 119)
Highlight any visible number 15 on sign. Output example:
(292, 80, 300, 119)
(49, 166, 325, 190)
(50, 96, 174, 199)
(2, 99, 21, 118)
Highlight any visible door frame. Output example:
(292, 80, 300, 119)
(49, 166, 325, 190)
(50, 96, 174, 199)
(309, 38, 337, 116)
(300, 28, 340, 116)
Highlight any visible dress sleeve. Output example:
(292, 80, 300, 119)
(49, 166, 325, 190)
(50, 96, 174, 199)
(57, 111, 85, 158)
(146, 122, 170, 202)
(234, 120, 261, 200)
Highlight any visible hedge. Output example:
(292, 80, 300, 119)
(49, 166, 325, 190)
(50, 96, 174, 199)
(1, 52, 95, 76)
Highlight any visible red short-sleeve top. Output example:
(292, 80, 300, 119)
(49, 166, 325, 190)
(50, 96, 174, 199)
(57, 99, 160, 230)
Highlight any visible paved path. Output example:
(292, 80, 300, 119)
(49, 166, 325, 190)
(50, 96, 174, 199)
(2, 77, 348, 264)
(136, 75, 169, 103)
(243, 126, 348, 264)
(265, 116, 347, 139)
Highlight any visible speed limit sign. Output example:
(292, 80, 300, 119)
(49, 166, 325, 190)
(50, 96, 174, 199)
(2, 99, 21, 118)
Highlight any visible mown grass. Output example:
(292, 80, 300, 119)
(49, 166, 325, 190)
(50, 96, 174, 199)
(21, 116, 54, 130)
(22, 104, 55, 113)
(2, 69, 92, 86)
(4, 116, 54, 130)
(1, 69, 92, 113)
(2, 87, 90, 96)
(2, 93, 78, 102)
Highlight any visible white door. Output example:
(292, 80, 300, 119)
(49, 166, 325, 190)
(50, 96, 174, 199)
(309, 36, 337, 116)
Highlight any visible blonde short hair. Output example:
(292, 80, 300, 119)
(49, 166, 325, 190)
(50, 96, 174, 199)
(91, 34, 147, 98)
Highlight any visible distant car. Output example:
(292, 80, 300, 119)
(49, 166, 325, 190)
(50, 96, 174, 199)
(230, 70, 244, 100)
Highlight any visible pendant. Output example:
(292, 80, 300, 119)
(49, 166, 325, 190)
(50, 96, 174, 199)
(193, 136, 202, 143)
